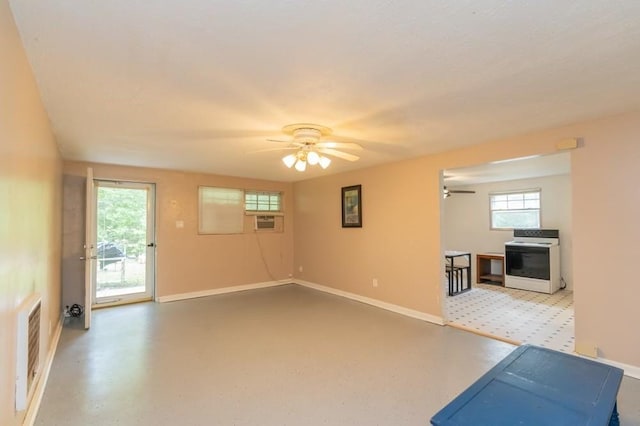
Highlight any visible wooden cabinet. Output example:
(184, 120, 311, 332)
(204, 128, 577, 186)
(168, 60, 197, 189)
(476, 253, 504, 285)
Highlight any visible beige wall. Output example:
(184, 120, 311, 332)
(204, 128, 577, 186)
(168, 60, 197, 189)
(294, 111, 640, 368)
(0, 1, 62, 424)
(293, 159, 443, 314)
(63, 161, 294, 299)
(571, 118, 640, 364)
(443, 174, 573, 290)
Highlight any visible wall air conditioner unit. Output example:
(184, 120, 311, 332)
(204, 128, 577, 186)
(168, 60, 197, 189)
(255, 215, 276, 230)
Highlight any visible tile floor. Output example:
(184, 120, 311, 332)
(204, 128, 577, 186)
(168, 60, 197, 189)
(445, 283, 575, 352)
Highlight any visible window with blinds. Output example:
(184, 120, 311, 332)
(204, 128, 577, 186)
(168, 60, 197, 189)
(198, 187, 244, 234)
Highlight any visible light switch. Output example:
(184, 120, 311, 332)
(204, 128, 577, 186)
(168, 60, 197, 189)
(176, 220, 184, 228)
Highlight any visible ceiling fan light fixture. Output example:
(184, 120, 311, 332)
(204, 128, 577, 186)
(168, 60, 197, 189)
(307, 151, 320, 165)
(282, 154, 297, 168)
(271, 123, 361, 173)
(319, 156, 331, 169)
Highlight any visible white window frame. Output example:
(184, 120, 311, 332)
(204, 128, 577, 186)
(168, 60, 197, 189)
(244, 190, 284, 216)
(489, 189, 541, 230)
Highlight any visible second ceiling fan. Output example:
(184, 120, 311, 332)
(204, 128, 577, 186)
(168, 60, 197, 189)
(443, 186, 476, 198)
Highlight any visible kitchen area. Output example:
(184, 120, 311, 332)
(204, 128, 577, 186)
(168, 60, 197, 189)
(441, 154, 574, 351)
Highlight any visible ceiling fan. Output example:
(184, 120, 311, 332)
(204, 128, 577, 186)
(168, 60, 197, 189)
(261, 123, 363, 172)
(443, 186, 476, 198)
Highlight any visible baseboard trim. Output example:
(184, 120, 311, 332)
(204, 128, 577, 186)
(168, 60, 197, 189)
(22, 313, 64, 426)
(157, 280, 291, 303)
(294, 279, 445, 325)
(593, 356, 640, 380)
(155, 280, 640, 379)
(447, 322, 521, 346)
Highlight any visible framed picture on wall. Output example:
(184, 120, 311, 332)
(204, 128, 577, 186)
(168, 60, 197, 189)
(341, 185, 362, 228)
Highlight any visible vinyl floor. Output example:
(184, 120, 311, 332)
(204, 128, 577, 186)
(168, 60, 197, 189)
(36, 284, 640, 425)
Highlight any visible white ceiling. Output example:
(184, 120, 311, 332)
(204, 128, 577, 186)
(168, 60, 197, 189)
(444, 152, 571, 186)
(9, 1, 640, 182)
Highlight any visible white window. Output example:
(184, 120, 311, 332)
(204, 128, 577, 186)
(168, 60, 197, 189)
(245, 191, 282, 214)
(198, 187, 244, 234)
(490, 189, 541, 230)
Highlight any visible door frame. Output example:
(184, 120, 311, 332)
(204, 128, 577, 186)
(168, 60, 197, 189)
(84, 168, 95, 329)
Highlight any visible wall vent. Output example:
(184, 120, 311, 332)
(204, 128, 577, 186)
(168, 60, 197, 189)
(16, 294, 41, 411)
(255, 215, 276, 230)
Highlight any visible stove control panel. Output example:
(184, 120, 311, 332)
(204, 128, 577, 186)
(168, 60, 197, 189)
(513, 229, 559, 239)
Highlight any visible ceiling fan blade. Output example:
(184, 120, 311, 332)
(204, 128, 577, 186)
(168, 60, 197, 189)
(315, 141, 363, 150)
(248, 147, 298, 154)
(449, 190, 476, 194)
(327, 133, 395, 146)
(317, 148, 360, 162)
(266, 138, 293, 143)
(325, 133, 411, 155)
(266, 138, 306, 147)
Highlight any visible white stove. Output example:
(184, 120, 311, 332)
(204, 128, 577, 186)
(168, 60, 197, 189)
(506, 241, 557, 247)
(505, 229, 561, 294)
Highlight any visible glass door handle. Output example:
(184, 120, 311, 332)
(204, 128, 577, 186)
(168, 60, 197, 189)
(147, 243, 155, 247)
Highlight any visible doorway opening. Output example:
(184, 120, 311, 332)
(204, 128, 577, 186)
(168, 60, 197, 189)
(93, 180, 155, 306)
(440, 152, 575, 352)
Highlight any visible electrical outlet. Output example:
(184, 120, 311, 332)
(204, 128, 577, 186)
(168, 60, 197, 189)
(373, 278, 378, 287)
(299, 265, 303, 272)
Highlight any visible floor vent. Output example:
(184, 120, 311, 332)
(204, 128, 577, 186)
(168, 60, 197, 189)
(16, 294, 41, 411)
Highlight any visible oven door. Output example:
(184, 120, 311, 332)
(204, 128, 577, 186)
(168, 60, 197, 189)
(505, 244, 550, 280)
